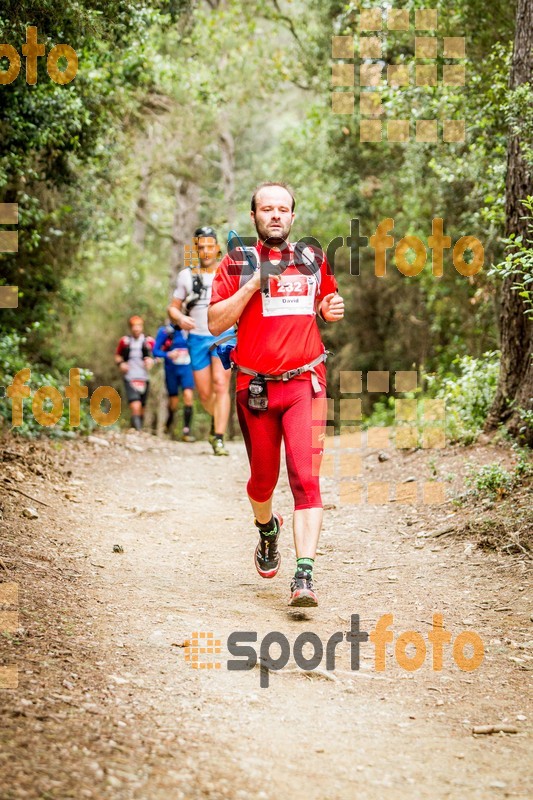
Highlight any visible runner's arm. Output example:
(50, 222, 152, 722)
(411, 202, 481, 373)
(115, 339, 129, 373)
(168, 271, 196, 330)
(168, 297, 195, 331)
(152, 330, 168, 361)
(168, 297, 184, 325)
(144, 336, 155, 370)
(208, 271, 260, 336)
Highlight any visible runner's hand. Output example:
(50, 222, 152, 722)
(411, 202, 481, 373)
(249, 269, 262, 292)
(144, 357, 154, 371)
(180, 316, 196, 331)
(320, 292, 344, 322)
(119, 362, 129, 375)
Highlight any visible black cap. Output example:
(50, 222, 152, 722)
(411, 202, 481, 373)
(194, 226, 217, 241)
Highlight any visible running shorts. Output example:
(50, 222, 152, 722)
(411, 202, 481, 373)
(236, 377, 327, 510)
(123, 378, 150, 407)
(188, 331, 236, 372)
(164, 363, 195, 396)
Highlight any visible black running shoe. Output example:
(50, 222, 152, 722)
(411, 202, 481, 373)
(288, 570, 318, 607)
(254, 514, 283, 579)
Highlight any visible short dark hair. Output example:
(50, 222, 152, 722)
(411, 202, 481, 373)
(251, 182, 296, 213)
(194, 225, 217, 241)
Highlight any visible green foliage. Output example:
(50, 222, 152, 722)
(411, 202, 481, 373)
(489, 197, 533, 316)
(0, 0, 170, 355)
(504, 83, 533, 166)
(261, 0, 511, 382)
(465, 446, 532, 500)
(513, 442, 533, 480)
(0, 0, 522, 446)
(465, 462, 514, 499)
(0, 329, 94, 436)
(363, 353, 500, 444)
(426, 352, 500, 443)
(59, 0, 311, 386)
(61, 240, 168, 388)
(363, 395, 397, 429)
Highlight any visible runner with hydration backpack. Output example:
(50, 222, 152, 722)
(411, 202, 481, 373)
(208, 183, 344, 606)
(115, 315, 155, 431)
(168, 226, 235, 456)
(153, 321, 195, 442)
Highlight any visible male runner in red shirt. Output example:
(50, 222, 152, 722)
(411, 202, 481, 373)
(208, 182, 344, 607)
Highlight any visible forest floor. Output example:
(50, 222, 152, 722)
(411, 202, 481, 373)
(0, 431, 532, 800)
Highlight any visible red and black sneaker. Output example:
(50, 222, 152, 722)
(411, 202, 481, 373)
(288, 570, 318, 607)
(254, 514, 283, 579)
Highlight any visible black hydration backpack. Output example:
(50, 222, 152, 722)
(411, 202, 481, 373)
(183, 270, 204, 314)
(120, 335, 152, 361)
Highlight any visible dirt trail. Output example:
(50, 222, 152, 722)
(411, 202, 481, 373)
(1, 433, 532, 799)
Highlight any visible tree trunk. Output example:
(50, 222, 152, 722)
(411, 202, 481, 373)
(155, 177, 200, 438)
(169, 177, 200, 290)
(218, 111, 239, 438)
(486, 0, 533, 445)
(219, 112, 236, 227)
(132, 128, 155, 248)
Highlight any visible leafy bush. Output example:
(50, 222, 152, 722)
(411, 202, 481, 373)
(513, 443, 533, 480)
(362, 395, 398, 429)
(489, 197, 533, 317)
(504, 88, 533, 167)
(363, 353, 499, 445)
(0, 331, 95, 437)
(426, 352, 500, 443)
(465, 447, 532, 500)
(465, 462, 514, 499)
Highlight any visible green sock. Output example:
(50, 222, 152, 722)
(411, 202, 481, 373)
(255, 516, 278, 537)
(296, 557, 314, 576)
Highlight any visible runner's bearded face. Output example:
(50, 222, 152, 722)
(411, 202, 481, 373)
(195, 236, 219, 269)
(252, 187, 294, 247)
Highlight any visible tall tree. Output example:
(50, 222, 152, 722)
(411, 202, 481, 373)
(486, 0, 533, 444)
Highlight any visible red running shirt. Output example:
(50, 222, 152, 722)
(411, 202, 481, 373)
(210, 241, 337, 391)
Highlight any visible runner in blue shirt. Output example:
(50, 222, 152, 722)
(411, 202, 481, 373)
(153, 322, 196, 442)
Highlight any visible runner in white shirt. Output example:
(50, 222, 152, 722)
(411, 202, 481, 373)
(115, 316, 155, 431)
(168, 226, 235, 456)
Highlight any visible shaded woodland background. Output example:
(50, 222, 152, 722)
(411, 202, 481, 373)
(0, 0, 531, 444)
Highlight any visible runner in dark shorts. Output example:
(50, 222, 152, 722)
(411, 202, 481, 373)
(153, 322, 196, 441)
(115, 316, 155, 430)
(123, 378, 150, 406)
